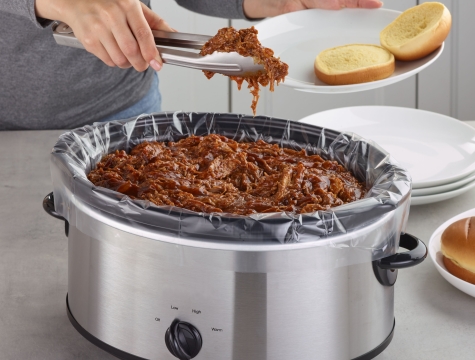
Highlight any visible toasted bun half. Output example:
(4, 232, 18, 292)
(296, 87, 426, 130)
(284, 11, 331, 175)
(443, 256, 475, 285)
(314, 44, 395, 85)
(380, 2, 452, 61)
(441, 217, 475, 284)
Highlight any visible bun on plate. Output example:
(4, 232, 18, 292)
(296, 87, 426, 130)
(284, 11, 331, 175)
(314, 44, 395, 85)
(441, 217, 475, 285)
(380, 2, 452, 61)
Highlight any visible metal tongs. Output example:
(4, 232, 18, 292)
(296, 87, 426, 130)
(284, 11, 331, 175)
(52, 22, 264, 76)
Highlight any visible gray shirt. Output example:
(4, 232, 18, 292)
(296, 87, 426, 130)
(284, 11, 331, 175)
(0, 0, 245, 130)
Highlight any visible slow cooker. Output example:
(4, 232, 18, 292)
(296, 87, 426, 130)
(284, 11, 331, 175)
(43, 112, 427, 360)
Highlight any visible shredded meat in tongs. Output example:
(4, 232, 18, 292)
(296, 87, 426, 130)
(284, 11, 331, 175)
(200, 27, 289, 115)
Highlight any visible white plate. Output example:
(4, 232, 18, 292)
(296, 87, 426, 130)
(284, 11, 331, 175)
(412, 171, 475, 196)
(411, 179, 475, 206)
(429, 208, 475, 297)
(255, 8, 444, 94)
(299, 106, 475, 188)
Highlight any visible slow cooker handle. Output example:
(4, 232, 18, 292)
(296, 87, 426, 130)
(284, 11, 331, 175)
(43, 192, 69, 237)
(377, 233, 427, 270)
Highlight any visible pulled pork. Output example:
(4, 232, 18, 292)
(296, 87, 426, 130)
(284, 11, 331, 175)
(200, 27, 288, 115)
(88, 135, 366, 215)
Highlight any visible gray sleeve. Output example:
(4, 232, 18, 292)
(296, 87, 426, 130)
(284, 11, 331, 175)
(175, 0, 246, 19)
(0, 0, 51, 28)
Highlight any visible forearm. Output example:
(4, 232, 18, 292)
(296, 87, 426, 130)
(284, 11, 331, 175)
(242, 0, 289, 19)
(34, 0, 65, 21)
(175, 0, 246, 19)
(243, 0, 383, 18)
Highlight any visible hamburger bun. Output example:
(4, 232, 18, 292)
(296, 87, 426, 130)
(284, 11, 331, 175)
(314, 44, 395, 85)
(380, 2, 452, 61)
(440, 217, 475, 284)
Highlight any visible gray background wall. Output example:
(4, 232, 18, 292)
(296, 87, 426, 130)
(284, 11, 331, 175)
(151, 0, 474, 121)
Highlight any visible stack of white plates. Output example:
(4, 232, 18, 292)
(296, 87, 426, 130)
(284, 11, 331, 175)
(299, 106, 475, 206)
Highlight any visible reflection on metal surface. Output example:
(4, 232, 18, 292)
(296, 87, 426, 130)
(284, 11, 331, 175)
(68, 224, 394, 360)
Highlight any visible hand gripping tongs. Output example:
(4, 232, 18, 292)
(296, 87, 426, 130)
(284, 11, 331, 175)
(52, 22, 264, 76)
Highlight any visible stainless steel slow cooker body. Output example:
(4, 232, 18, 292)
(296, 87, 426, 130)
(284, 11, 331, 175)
(45, 113, 427, 360)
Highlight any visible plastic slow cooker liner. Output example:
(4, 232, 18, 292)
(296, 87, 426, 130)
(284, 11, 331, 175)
(51, 112, 411, 263)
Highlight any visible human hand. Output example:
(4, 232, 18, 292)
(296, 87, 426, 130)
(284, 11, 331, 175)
(36, 0, 174, 71)
(244, 0, 383, 19)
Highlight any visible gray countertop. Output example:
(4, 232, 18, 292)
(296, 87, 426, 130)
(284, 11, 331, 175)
(0, 124, 474, 360)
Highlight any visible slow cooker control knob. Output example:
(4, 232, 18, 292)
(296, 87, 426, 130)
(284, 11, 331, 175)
(165, 320, 202, 360)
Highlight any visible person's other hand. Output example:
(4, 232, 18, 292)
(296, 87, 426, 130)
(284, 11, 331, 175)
(36, 0, 174, 71)
(244, 0, 383, 19)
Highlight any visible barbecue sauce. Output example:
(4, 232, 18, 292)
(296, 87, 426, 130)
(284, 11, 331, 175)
(88, 136, 366, 215)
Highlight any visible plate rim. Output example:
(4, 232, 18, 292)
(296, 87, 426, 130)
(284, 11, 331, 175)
(429, 208, 475, 297)
(412, 171, 475, 196)
(410, 178, 475, 205)
(299, 106, 475, 188)
(255, 8, 444, 93)
(256, 7, 404, 29)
